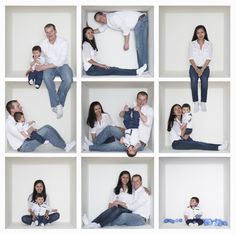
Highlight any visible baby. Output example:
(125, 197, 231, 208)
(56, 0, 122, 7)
(182, 103, 193, 138)
(184, 197, 203, 227)
(26, 45, 45, 89)
(31, 193, 50, 226)
(14, 112, 45, 144)
(120, 105, 141, 157)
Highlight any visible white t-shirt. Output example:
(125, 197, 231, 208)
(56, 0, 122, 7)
(40, 36, 69, 67)
(15, 122, 30, 135)
(89, 113, 115, 136)
(31, 202, 50, 216)
(27, 193, 50, 210)
(98, 11, 143, 36)
(109, 188, 133, 207)
(182, 112, 192, 129)
(188, 40, 213, 67)
(82, 42, 97, 71)
(30, 56, 46, 71)
(184, 206, 203, 219)
(122, 129, 140, 148)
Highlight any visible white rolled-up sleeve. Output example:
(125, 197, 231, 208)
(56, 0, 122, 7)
(82, 42, 93, 62)
(188, 43, 194, 60)
(206, 42, 213, 60)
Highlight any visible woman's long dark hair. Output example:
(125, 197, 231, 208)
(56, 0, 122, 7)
(82, 27, 98, 51)
(86, 101, 105, 128)
(114, 171, 132, 195)
(192, 25, 209, 41)
(31, 180, 47, 202)
(167, 104, 182, 132)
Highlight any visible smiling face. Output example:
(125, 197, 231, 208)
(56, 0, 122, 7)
(120, 173, 130, 186)
(132, 176, 142, 190)
(190, 198, 198, 208)
(95, 14, 107, 24)
(173, 105, 182, 118)
(35, 182, 44, 193)
(10, 101, 23, 115)
(94, 104, 102, 118)
(35, 196, 44, 205)
(45, 26, 57, 43)
(137, 94, 148, 108)
(196, 27, 206, 41)
(32, 50, 41, 59)
(85, 28, 94, 41)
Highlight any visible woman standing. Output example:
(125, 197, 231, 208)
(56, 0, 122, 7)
(82, 27, 147, 76)
(189, 25, 212, 112)
(167, 104, 227, 151)
(82, 171, 133, 228)
(21, 180, 60, 225)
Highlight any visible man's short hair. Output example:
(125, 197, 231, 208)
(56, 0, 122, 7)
(137, 91, 148, 99)
(6, 100, 18, 114)
(44, 23, 56, 31)
(132, 174, 142, 181)
(32, 45, 41, 52)
(94, 12, 104, 20)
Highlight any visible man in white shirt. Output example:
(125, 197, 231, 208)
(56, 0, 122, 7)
(111, 174, 150, 226)
(5, 100, 75, 152)
(35, 23, 73, 119)
(94, 11, 148, 69)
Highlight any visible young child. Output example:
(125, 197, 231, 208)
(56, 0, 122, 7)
(120, 105, 141, 157)
(184, 197, 203, 227)
(14, 112, 45, 144)
(26, 45, 45, 89)
(182, 103, 193, 137)
(31, 193, 50, 226)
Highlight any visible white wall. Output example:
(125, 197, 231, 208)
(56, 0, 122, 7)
(5, 82, 76, 152)
(159, 6, 230, 77)
(82, 6, 154, 75)
(159, 157, 230, 227)
(5, 6, 76, 77)
(5, 157, 76, 227)
(159, 82, 230, 151)
(82, 157, 154, 226)
(81, 82, 154, 151)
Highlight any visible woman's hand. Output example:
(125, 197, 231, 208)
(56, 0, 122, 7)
(100, 64, 110, 69)
(51, 209, 58, 212)
(32, 213, 36, 221)
(180, 123, 187, 137)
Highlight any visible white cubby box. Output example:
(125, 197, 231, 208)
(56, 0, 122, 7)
(82, 157, 154, 229)
(81, 5, 154, 77)
(5, 157, 77, 229)
(159, 157, 230, 229)
(5, 6, 76, 78)
(159, 81, 230, 153)
(159, 6, 230, 78)
(5, 82, 76, 153)
(81, 81, 154, 153)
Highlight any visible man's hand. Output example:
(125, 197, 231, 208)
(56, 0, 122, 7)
(123, 42, 129, 51)
(134, 106, 140, 112)
(35, 64, 46, 71)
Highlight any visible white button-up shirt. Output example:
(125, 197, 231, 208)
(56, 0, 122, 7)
(169, 119, 182, 144)
(6, 115, 26, 150)
(98, 11, 143, 36)
(40, 36, 69, 67)
(182, 112, 192, 129)
(109, 188, 133, 206)
(31, 202, 50, 216)
(184, 206, 203, 219)
(127, 186, 150, 219)
(188, 40, 213, 67)
(27, 193, 50, 210)
(82, 42, 97, 71)
(89, 113, 115, 136)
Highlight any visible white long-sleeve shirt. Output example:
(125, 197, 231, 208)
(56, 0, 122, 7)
(169, 119, 182, 144)
(82, 42, 97, 71)
(182, 112, 192, 129)
(109, 188, 133, 207)
(126, 186, 150, 219)
(98, 11, 143, 36)
(188, 40, 213, 67)
(40, 36, 69, 67)
(6, 115, 26, 150)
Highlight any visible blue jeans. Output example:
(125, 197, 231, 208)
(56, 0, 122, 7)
(18, 125, 66, 152)
(92, 206, 131, 227)
(25, 131, 45, 144)
(134, 15, 148, 68)
(111, 213, 146, 226)
(21, 212, 60, 225)
(189, 65, 210, 102)
(172, 137, 220, 151)
(123, 108, 140, 129)
(86, 65, 137, 76)
(28, 70, 43, 88)
(184, 128, 192, 135)
(43, 64, 73, 108)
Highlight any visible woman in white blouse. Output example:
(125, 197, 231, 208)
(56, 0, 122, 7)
(21, 180, 60, 226)
(82, 27, 147, 76)
(82, 171, 133, 228)
(167, 104, 227, 151)
(189, 25, 213, 112)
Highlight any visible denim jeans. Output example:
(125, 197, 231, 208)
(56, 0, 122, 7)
(18, 125, 66, 152)
(111, 213, 146, 226)
(25, 131, 45, 144)
(86, 65, 137, 76)
(21, 212, 60, 225)
(189, 65, 210, 102)
(92, 206, 131, 227)
(134, 15, 148, 68)
(123, 108, 140, 129)
(184, 128, 192, 135)
(43, 64, 73, 108)
(172, 137, 219, 151)
(28, 70, 43, 88)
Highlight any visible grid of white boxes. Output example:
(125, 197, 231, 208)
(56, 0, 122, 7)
(0, 0, 234, 233)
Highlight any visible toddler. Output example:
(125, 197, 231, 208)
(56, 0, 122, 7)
(182, 103, 193, 137)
